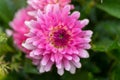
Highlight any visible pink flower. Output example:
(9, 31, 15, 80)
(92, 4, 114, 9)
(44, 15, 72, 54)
(27, 0, 73, 10)
(22, 5, 93, 75)
(9, 7, 33, 53)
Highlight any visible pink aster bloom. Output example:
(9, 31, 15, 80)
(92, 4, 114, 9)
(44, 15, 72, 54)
(27, 0, 73, 10)
(9, 7, 33, 53)
(22, 4, 93, 75)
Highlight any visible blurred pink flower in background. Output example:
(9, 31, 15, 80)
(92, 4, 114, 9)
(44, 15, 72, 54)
(9, 0, 73, 53)
(27, 0, 73, 10)
(22, 4, 93, 75)
(9, 7, 33, 53)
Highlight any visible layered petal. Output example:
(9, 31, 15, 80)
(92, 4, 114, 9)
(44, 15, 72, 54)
(22, 4, 93, 75)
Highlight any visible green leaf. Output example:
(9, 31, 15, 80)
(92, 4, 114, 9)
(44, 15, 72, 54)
(0, 29, 13, 54)
(0, 56, 10, 76)
(0, 0, 13, 23)
(23, 59, 39, 74)
(97, 0, 120, 19)
(0, 0, 26, 23)
(84, 61, 101, 74)
(0, 33, 7, 44)
(92, 20, 120, 52)
(61, 70, 93, 80)
(110, 49, 120, 62)
(110, 63, 120, 80)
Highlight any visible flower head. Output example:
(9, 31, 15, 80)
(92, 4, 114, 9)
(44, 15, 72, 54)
(22, 4, 93, 75)
(9, 7, 33, 53)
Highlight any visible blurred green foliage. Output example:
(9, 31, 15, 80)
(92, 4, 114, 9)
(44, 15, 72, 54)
(0, 0, 120, 80)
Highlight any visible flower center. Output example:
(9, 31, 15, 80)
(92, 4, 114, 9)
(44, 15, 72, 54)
(49, 26, 70, 48)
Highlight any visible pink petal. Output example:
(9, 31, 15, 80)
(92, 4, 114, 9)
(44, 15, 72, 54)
(71, 11, 80, 19)
(22, 42, 35, 50)
(63, 59, 71, 71)
(64, 55, 72, 60)
(57, 68, 64, 76)
(78, 49, 89, 58)
(44, 61, 53, 72)
(70, 64, 76, 74)
(41, 55, 49, 65)
(72, 55, 80, 62)
(71, 61, 81, 68)
(80, 19, 89, 28)
(38, 65, 45, 73)
(56, 62, 62, 69)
